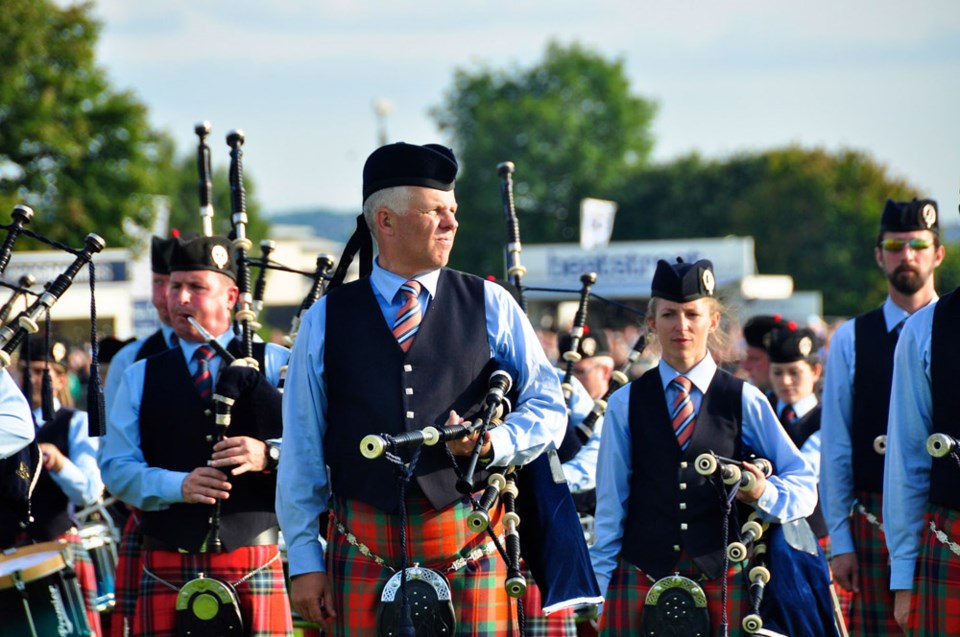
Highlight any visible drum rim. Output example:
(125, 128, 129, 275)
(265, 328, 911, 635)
(0, 548, 68, 590)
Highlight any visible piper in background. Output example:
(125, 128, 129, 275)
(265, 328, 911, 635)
(820, 198, 943, 636)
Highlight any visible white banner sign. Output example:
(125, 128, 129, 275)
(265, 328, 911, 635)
(580, 198, 618, 250)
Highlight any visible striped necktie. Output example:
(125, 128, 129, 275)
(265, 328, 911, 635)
(670, 376, 697, 451)
(392, 280, 422, 353)
(192, 345, 215, 400)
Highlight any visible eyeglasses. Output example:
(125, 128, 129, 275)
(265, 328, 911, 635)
(878, 238, 933, 252)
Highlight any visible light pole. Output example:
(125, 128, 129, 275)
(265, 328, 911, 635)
(372, 98, 394, 147)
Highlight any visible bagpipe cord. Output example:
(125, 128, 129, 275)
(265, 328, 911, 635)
(716, 479, 739, 637)
(384, 442, 422, 637)
(440, 444, 526, 636)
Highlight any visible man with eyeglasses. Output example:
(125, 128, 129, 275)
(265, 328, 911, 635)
(821, 198, 944, 635)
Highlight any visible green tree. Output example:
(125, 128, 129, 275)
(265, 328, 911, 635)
(431, 41, 657, 276)
(0, 0, 176, 249)
(612, 147, 922, 316)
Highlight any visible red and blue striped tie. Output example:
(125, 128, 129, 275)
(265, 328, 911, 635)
(392, 280, 422, 353)
(192, 345, 215, 400)
(670, 376, 697, 451)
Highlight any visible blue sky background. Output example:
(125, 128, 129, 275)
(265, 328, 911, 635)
(88, 0, 959, 224)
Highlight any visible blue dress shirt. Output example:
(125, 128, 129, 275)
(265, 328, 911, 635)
(558, 369, 604, 493)
(820, 296, 935, 556)
(277, 261, 567, 578)
(0, 368, 35, 460)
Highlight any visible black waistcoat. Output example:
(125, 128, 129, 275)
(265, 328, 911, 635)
(325, 269, 496, 513)
(852, 307, 898, 493)
(4, 408, 76, 542)
(134, 329, 171, 361)
(930, 290, 960, 510)
(139, 341, 281, 552)
(621, 367, 743, 580)
(784, 406, 827, 538)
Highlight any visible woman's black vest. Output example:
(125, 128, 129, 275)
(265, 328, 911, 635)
(0, 408, 76, 542)
(621, 367, 743, 580)
(325, 269, 497, 513)
(783, 406, 827, 538)
(139, 341, 281, 552)
(930, 290, 960, 511)
(852, 308, 899, 493)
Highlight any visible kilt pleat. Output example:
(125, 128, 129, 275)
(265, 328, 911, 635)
(599, 554, 746, 637)
(63, 531, 104, 636)
(850, 490, 899, 635)
(327, 492, 518, 637)
(110, 509, 142, 637)
(521, 569, 577, 637)
(135, 545, 292, 637)
(909, 504, 960, 636)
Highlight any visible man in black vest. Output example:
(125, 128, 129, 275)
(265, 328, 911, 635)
(884, 228, 957, 633)
(821, 198, 943, 635)
(277, 142, 566, 636)
(100, 235, 293, 636)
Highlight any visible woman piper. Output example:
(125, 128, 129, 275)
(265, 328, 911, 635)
(588, 257, 819, 636)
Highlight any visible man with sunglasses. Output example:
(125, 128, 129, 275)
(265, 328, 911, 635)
(821, 198, 944, 635)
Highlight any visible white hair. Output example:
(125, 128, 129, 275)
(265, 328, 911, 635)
(362, 186, 414, 242)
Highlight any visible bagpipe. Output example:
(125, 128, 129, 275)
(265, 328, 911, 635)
(690, 448, 844, 637)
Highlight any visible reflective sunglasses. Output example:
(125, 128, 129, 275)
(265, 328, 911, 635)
(878, 238, 933, 252)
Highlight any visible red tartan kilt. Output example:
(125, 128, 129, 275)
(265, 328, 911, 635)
(135, 545, 292, 637)
(599, 555, 745, 637)
(327, 492, 517, 636)
(521, 568, 577, 637)
(909, 504, 960, 636)
(850, 490, 899, 634)
(110, 509, 143, 637)
(62, 531, 104, 637)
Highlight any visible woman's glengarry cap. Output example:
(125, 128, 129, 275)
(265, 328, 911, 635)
(651, 257, 716, 302)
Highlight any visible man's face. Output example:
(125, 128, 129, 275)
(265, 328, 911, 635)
(875, 230, 944, 296)
(22, 361, 66, 406)
(151, 273, 171, 325)
(740, 345, 772, 390)
(572, 355, 614, 400)
(167, 270, 238, 342)
(381, 187, 458, 277)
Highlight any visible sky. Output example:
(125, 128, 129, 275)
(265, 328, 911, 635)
(87, 0, 960, 223)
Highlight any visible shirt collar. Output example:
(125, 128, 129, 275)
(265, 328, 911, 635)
(179, 329, 234, 360)
(883, 293, 938, 333)
(658, 353, 717, 394)
(777, 392, 818, 419)
(371, 258, 441, 302)
(33, 397, 63, 424)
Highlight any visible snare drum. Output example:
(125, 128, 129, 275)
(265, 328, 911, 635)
(0, 541, 93, 637)
(79, 522, 118, 612)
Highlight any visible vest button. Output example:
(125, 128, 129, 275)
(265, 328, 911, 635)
(679, 502, 687, 510)
(405, 388, 414, 395)
(406, 411, 415, 419)
(679, 483, 687, 490)
(673, 545, 681, 552)
(680, 461, 688, 469)
(680, 523, 688, 531)
(403, 364, 413, 372)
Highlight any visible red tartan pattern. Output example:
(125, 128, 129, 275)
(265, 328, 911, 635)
(63, 531, 104, 636)
(521, 568, 577, 637)
(908, 504, 960, 636)
(135, 545, 292, 637)
(819, 535, 853, 631)
(849, 490, 899, 635)
(110, 509, 142, 637)
(599, 555, 746, 637)
(327, 492, 518, 636)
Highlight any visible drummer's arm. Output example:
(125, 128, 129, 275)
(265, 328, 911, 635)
(48, 410, 103, 506)
(99, 361, 188, 510)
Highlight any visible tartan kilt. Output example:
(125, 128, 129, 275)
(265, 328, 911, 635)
(521, 567, 577, 637)
(62, 530, 104, 637)
(328, 492, 517, 637)
(909, 504, 960, 636)
(135, 545, 292, 637)
(110, 509, 143, 637)
(599, 555, 746, 637)
(850, 489, 899, 635)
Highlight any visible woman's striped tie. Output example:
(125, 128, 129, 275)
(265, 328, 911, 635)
(670, 376, 697, 451)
